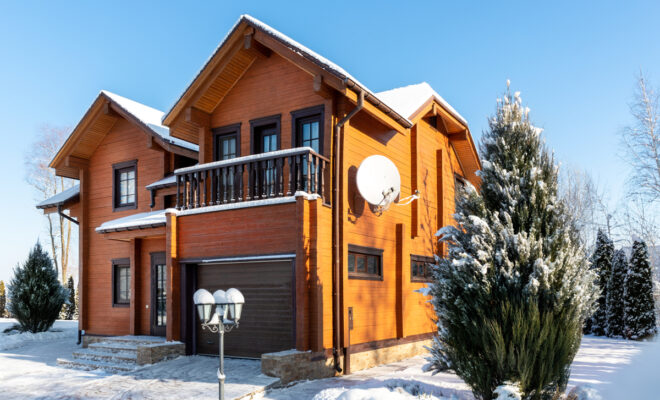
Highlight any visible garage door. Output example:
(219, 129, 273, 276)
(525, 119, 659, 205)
(196, 260, 294, 358)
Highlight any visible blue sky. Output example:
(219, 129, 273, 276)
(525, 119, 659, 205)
(1, 1, 659, 284)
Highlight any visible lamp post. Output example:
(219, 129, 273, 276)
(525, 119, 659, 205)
(193, 287, 245, 400)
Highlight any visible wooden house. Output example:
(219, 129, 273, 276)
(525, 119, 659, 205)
(38, 15, 480, 380)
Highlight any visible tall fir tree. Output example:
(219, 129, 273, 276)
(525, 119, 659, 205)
(606, 250, 627, 337)
(0, 280, 6, 317)
(8, 242, 67, 333)
(428, 86, 597, 400)
(588, 229, 614, 336)
(624, 240, 657, 339)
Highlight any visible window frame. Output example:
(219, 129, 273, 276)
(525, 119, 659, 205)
(410, 254, 434, 283)
(112, 160, 138, 212)
(348, 244, 384, 281)
(213, 123, 241, 162)
(250, 114, 281, 155)
(112, 258, 131, 307)
(291, 105, 324, 155)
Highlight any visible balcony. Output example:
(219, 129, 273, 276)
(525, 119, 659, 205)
(174, 147, 330, 210)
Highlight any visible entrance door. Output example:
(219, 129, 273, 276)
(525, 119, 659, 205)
(151, 252, 167, 336)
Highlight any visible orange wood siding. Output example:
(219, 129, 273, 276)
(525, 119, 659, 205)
(209, 53, 333, 162)
(84, 118, 168, 336)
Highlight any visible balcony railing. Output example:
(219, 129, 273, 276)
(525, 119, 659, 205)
(174, 147, 330, 210)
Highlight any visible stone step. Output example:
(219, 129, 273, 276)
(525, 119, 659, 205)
(72, 349, 138, 364)
(88, 341, 139, 354)
(57, 357, 137, 373)
(101, 335, 166, 345)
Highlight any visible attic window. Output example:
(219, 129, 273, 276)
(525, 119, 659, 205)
(113, 160, 137, 211)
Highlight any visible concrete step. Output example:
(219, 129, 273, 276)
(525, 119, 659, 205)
(101, 335, 166, 345)
(88, 341, 139, 354)
(56, 357, 137, 373)
(72, 349, 138, 364)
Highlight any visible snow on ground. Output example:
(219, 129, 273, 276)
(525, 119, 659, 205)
(0, 319, 656, 400)
(0, 317, 77, 351)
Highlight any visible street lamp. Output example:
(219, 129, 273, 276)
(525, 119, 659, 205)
(193, 287, 245, 400)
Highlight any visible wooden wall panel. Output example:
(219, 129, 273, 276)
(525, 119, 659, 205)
(84, 118, 168, 336)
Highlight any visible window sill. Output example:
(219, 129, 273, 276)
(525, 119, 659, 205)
(113, 204, 137, 212)
(348, 274, 383, 281)
(112, 303, 130, 308)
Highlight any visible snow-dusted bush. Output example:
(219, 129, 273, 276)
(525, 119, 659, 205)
(8, 243, 67, 333)
(428, 85, 597, 399)
(606, 250, 627, 337)
(624, 240, 657, 339)
(493, 382, 522, 399)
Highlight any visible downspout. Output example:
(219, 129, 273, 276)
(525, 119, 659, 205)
(58, 204, 81, 345)
(332, 89, 364, 373)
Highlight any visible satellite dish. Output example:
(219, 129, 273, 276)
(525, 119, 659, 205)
(356, 155, 401, 213)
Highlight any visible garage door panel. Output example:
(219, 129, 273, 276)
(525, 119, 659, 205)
(196, 260, 294, 358)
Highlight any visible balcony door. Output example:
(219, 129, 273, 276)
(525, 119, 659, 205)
(213, 124, 240, 203)
(251, 116, 280, 197)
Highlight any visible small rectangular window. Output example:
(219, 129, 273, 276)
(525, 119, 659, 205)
(348, 245, 383, 280)
(411, 255, 434, 282)
(112, 259, 131, 306)
(113, 160, 137, 211)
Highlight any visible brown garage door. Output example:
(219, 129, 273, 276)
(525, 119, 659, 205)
(196, 260, 294, 358)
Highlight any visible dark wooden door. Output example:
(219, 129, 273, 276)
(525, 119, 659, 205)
(195, 260, 294, 358)
(151, 252, 167, 337)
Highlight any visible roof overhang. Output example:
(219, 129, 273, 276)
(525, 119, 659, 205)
(163, 15, 412, 141)
(50, 92, 198, 179)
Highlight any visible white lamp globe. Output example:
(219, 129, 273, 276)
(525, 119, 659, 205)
(226, 288, 245, 322)
(213, 289, 229, 320)
(193, 289, 215, 323)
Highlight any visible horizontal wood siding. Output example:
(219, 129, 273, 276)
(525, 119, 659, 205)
(85, 118, 167, 335)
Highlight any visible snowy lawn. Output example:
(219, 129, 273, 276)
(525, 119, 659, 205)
(262, 335, 656, 400)
(0, 319, 656, 400)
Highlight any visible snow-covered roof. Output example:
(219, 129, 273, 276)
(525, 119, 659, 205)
(145, 175, 177, 190)
(36, 184, 80, 209)
(95, 209, 170, 233)
(376, 82, 467, 126)
(101, 91, 199, 152)
(163, 14, 414, 128)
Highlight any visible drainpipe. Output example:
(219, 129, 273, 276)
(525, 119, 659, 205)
(57, 205, 79, 225)
(332, 89, 364, 373)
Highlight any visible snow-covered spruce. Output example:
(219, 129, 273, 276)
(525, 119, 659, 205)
(586, 229, 613, 336)
(428, 85, 597, 400)
(624, 240, 657, 339)
(606, 250, 627, 337)
(8, 243, 67, 333)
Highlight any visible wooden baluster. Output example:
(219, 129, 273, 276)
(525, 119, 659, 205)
(221, 167, 227, 203)
(306, 154, 312, 193)
(186, 173, 192, 209)
(176, 174, 181, 209)
(313, 156, 319, 194)
(320, 160, 326, 201)
(277, 157, 284, 197)
(238, 164, 244, 202)
(287, 156, 293, 196)
(201, 170, 207, 207)
(296, 155, 302, 192)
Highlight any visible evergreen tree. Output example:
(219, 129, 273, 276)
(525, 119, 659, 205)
(588, 229, 614, 336)
(0, 280, 6, 317)
(428, 86, 597, 400)
(624, 240, 657, 339)
(65, 276, 76, 320)
(606, 250, 627, 337)
(8, 242, 67, 333)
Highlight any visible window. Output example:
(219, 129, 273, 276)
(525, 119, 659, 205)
(113, 160, 137, 211)
(251, 115, 281, 196)
(348, 245, 383, 280)
(411, 255, 434, 282)
(292, 105, 324, 192)
(112, 259, 131, 306)
(213, 123, 241, 161)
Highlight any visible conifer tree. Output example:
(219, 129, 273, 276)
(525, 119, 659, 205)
(624, 240, 657, 339)
(8, 242, 67, 333)
(588, 229, 614, 336)
(65, 276, 75, 320)
(606, 250, 627, 337)
(428, 86, 597, 400)
(0, 280, 6, 317)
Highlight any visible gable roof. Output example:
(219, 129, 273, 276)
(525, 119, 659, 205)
(376, 82, 467, 125)
(162, 14, 416, 130)
(36, 184, 80, 210)
(50, 91, 198, 179)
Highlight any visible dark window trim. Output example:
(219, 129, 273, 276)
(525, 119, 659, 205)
(250, 114, 281, 154)
(212, 123, 241, 161)
(112, 258, 130, 307)
(291, 104, 325, 155)
(112, 160, 138, 212)
(348, 244, 384, 281)
(410, 254, 434, 283)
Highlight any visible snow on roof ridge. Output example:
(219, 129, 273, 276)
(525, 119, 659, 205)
(376, 82, 467, 126)
(101, 90, 198, 152)
(163, 14, 413, 127)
